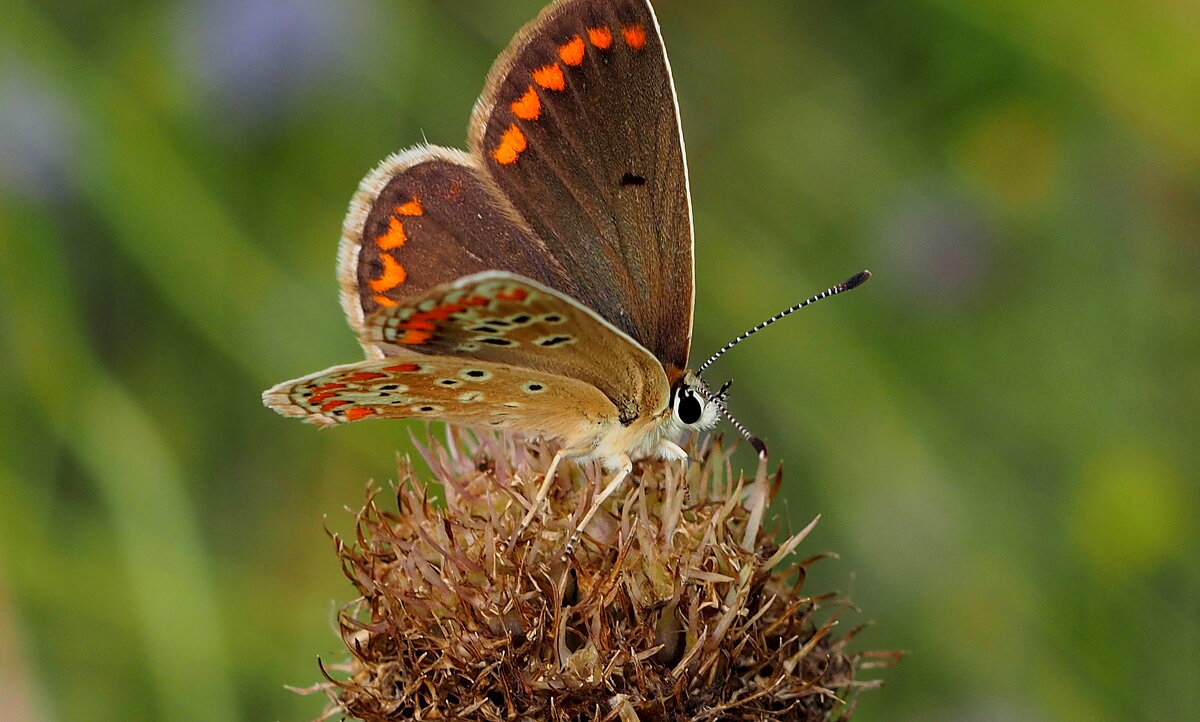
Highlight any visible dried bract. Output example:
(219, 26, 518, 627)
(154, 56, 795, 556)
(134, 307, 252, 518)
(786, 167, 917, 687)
(317, 432, 889, 721)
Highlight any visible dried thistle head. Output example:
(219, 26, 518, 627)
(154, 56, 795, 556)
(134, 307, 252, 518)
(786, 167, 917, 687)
(316, 432, 890, 721)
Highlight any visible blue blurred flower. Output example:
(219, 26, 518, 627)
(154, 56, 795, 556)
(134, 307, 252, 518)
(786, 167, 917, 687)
(876, 189, 995, 311)
(0, 59, 79, 203)
(175, 0, 355, 130)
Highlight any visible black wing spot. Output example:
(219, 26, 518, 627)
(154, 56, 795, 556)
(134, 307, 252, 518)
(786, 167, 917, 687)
(538, 335, 573, 347)
(510, 314, 532, 324)
(480, 337, 515, 346)
(465, 370, 487, 378)
(621, 172, 647, 186)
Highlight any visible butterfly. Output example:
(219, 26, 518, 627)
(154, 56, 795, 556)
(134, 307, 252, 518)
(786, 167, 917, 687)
(263, 0, 868, 544)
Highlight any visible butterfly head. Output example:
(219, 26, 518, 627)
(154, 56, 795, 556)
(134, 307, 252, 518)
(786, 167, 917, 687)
(675, 271, 874, 459)
(669, 372, 721, 432)
(672, 371, 767, 457)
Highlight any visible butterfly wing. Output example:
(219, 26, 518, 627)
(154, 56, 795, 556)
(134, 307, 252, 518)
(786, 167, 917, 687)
(338, 145, 583, 355)
(362, 271, 668, 425)
(263, 354, 619, 445)
(469, 0, 694, 372)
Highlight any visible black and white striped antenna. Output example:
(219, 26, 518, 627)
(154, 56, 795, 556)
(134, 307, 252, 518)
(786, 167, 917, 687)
(692, 379, 767, 457)
(695, 270, 871, 377)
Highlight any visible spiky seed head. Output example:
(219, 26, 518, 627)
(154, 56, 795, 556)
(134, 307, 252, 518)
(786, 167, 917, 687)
(313, 432, 892, 721)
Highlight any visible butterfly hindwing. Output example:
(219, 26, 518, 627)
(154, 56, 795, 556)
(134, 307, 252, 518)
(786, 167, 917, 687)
(263, 355, 618, 441)
(469, 0, 694, 371)
(338, 146, 580, 350)
(364, 271, 670, 425)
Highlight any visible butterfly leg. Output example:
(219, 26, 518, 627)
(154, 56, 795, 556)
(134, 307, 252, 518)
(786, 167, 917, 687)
(508, 446, 588, 548)
(564, 453, 632, 557)
(655, 439, 692, 505)
(657, 439, 688, 463)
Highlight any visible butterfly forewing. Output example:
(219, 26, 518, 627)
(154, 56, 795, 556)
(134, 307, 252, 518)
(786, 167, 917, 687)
(364, 272, 668, 425)
(469, 0, 694, 371)
(263, 355, 618, 439)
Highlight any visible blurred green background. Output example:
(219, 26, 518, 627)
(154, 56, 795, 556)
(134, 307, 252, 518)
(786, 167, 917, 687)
(1, 0, 1197, 719)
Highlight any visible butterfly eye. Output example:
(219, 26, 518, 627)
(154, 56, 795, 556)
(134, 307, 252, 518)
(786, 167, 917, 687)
(673, 387, 705, 426)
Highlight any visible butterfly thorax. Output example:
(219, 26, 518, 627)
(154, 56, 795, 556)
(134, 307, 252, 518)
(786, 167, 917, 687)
(584, 404, 674, 469)
(582, 370, 718, 469)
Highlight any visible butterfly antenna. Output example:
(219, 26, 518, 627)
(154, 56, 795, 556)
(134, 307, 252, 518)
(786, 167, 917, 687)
(692, 381, 768, 458)
(696, 270, 871, 376)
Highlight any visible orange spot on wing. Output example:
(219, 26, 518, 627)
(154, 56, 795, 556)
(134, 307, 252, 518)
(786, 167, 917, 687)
(493, 124, 528, 165)
(511, 86, 541, 121)
(395, 199, 423, 216)
(346, 371, 387, 382)
(309, 391, 337, 404)
(418, 302, 465, 321)
(320, 399, 351, 412)
(397, 319, 437, 332)
(383, 363, 421, 373)
(623, 25, 647, 50)
(373, 294, 398, 307)
(369, 253, 407, 292)
(345, 407, 377, 421)
(532, 63, 566, 91)
(376, 216, 407, 250)
(496, 287, 530, 302)
(559, 35, 585, 66)
(461, 295, 490, 307)
(588, 27, 613, 49)
(400, 330, 433, 345)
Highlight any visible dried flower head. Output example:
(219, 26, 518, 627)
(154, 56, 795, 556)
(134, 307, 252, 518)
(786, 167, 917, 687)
(313, 432, 891, 721)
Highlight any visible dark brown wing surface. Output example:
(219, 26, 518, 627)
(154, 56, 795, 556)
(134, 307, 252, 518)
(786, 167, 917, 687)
(469, 0, 694, 371)
(338, 146, 578, 354)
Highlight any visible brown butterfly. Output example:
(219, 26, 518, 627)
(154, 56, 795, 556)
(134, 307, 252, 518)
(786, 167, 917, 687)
(263, 0, 869, 545)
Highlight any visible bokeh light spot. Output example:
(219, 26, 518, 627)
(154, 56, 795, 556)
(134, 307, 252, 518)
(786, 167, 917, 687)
(957, 100, 1062, 210)
(1070, 444, 1191, 580)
